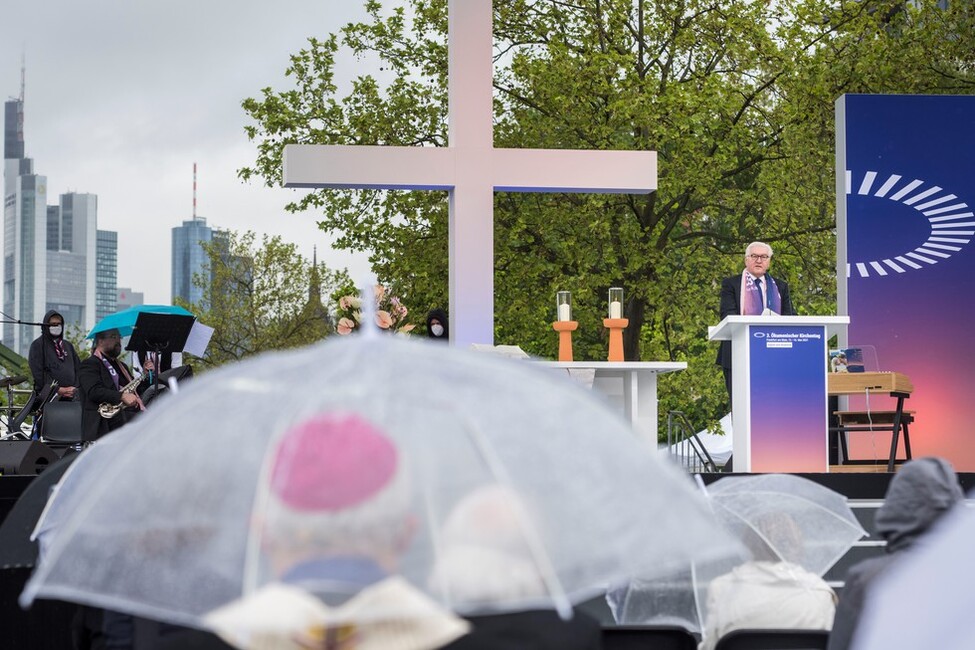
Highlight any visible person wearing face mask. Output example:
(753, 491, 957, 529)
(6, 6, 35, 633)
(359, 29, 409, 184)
(426, 308, 449, 343)
(78, 328, 153, 441)
(28, 310, 82, 403)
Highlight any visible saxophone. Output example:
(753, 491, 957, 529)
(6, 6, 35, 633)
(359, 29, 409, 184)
(98, 375, 144, 419)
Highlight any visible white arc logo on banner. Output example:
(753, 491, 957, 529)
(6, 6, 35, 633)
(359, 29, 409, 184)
(845, 169, 974, 278)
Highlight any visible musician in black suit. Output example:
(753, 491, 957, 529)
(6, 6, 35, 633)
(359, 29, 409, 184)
(716, 242, 794, 406)
(78, 328, 153, 441)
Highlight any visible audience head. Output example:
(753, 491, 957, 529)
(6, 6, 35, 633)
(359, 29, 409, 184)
(876, 456, 964, 552)
(262, 412, 413, 576)
(429, 485, 546, 605)
(741, 511, 805, 566)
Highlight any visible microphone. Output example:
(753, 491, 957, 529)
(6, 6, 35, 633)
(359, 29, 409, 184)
(0, 308, 49, 326)
(0, 318, 49, 326)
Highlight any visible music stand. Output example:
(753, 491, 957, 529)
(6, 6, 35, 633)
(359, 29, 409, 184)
(126, 312, 196, 388)
(27, 380, 62, 440)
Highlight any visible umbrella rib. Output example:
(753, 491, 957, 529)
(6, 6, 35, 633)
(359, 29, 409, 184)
(241, 419, 296, 596)
(713, 504, 784, 562)
(462, 415, 574, 621)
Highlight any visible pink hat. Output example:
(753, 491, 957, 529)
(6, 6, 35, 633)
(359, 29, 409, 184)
(269, 412, 399, 512)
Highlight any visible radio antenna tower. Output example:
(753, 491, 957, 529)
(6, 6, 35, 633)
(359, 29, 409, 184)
(193, 162, 198, 219)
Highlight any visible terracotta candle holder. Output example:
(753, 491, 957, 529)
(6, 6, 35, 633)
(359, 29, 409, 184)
(603, 318, 629, 362)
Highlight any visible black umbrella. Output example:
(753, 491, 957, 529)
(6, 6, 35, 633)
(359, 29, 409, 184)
(0, 453, 80, 569)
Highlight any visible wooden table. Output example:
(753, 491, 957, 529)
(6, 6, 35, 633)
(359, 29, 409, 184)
(827, 372, 913, 471)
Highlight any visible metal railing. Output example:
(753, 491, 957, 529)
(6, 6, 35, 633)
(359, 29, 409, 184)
(666, 410, 719, 473)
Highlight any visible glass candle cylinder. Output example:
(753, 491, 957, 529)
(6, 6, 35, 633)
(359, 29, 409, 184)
(608, 287, 623, 319)
(556, 291, 572, 322)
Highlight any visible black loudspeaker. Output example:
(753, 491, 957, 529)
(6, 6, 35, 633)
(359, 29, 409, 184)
(0, 441, 59, 476)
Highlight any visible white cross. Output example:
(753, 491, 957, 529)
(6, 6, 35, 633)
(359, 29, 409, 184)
(284, 0, 656, 347)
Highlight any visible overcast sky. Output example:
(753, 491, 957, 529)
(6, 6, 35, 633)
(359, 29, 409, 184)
(1, 0, 389, 305)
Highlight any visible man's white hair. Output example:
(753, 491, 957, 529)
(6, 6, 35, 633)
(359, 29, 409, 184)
(745, 241, 773, 258)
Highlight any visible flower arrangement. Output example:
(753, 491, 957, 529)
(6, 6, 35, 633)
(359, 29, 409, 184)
(335, 285, 415, 335)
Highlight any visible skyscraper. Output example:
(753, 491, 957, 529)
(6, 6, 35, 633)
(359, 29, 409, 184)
(4, 97, 49, 353)
(96, 229, 118, 321)
(45, 193, 98, 334)
(171, 216, 214, 306)
(4, 91, 103, 354)
(4, 99, 24, 160)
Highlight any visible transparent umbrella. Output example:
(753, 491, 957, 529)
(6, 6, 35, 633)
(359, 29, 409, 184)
(22, 335, 740, 635)
(608, 474, 866, 638)
(706, 474, 866, 576)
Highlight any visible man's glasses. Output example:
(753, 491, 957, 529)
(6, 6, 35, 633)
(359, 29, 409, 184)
(748, 254, 770, 261)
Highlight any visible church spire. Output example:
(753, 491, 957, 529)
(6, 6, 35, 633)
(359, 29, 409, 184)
(302, 245, 330, 330)
(308, 245, 322, 301)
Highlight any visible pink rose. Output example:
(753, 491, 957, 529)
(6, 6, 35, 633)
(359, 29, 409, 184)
(374, 285, 386, 301)
(339, 296, 353, 311)
(337, 317, 356, 335)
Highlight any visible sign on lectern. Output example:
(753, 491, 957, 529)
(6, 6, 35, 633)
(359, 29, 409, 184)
(708, 315, 849, 472)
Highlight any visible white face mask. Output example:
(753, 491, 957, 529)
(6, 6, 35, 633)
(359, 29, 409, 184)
(431, 324, 444, 337)
(49, 325, 63, 337)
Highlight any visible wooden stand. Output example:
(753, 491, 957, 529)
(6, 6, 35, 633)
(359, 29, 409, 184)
(603, 318, 629, 362)
(552, 321, 578, 362)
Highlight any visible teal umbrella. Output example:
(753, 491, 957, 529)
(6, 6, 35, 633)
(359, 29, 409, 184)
(86, 305, 195, 339)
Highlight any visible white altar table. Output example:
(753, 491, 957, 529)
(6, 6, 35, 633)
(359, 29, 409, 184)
(537, 361, 687, 443)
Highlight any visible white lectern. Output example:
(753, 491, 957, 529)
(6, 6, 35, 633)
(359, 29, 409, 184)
(709, 315, 849, 472)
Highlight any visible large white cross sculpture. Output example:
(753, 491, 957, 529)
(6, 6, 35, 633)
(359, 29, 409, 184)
(284, 0, 656, 347)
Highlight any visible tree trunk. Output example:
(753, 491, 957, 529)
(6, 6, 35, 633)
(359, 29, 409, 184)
(623, 299, 645, 361)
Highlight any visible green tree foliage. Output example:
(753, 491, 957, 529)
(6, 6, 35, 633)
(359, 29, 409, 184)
(239, 0, 974, 433)
(64, 324, 92, 362)
(178, 231, 350, 369)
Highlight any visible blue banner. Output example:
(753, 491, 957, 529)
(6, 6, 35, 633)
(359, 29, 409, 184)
(838, 94, 975, 469)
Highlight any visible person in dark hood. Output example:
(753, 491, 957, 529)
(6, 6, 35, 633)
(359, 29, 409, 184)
(427, 308, 449, 342)
(827, 457, 965, 650)
(28, 309, 81, 402)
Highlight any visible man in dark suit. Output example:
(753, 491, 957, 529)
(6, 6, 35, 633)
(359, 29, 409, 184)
(78, 328, 152, 442)
(716, 241, 794, 406)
